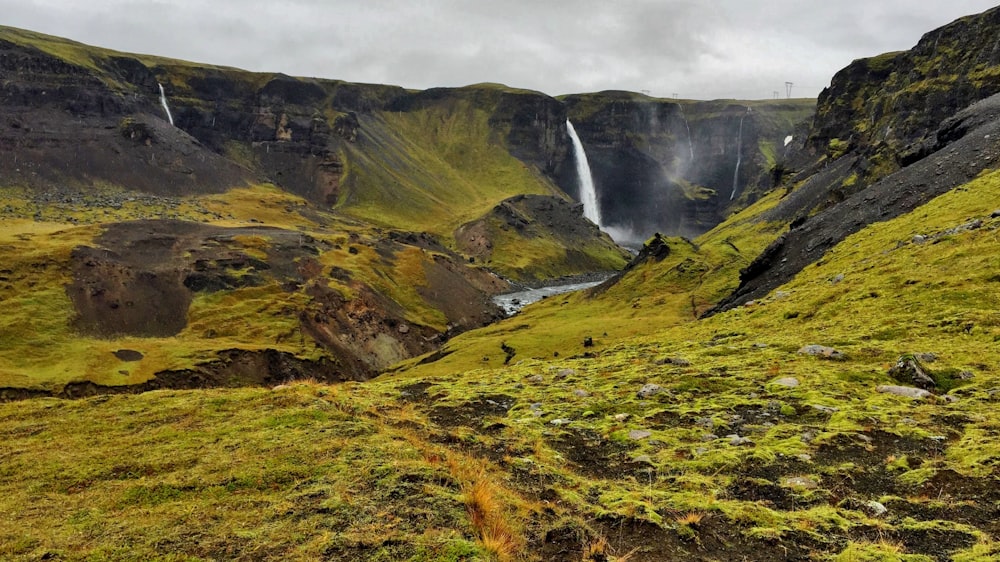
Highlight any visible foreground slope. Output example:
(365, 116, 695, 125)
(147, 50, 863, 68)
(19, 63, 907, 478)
(5, 169, 1000, 561)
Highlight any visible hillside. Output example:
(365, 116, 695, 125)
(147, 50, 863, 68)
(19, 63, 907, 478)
(4, 5, 1000, 562)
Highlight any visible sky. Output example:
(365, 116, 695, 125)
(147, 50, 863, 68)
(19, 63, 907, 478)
(3, 1, 998, 100)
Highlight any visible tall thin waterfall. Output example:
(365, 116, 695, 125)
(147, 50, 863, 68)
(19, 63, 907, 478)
(566, 120, 601, 226)
(158, 83, 174, 126)
(678, 105, 694, 161)
(730, 107, 750, 201)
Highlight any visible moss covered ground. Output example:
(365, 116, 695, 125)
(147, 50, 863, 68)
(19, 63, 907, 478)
(4, 170, 1000, 560)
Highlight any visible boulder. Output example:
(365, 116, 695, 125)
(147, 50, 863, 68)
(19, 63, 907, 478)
(798, 345, 846, 360)
(876, 385, 932, 400)
(888, 355, 936, 390)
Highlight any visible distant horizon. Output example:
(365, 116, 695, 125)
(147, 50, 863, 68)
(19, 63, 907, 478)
(2, 1, 997, 100)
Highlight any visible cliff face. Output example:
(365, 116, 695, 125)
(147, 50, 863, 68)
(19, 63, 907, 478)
(709, 6, 1000, 312)
(562, 92, 813, 241)
(809, 6, 1000, 183)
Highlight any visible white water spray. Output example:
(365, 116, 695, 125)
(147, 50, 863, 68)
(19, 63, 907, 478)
(158, 82, 174, 126)
(730, 107, 750, 201)
(566, 120, 601, 226)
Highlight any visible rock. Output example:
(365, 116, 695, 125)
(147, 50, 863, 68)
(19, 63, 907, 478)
(657, 357, 691, 367)
(888, 355, 936, 390)
(809, 404, 840, 414)
(636, 383, 663, 399)
(798, 345, 846, 360)
(701, 433, 718, 442)
(865, 501, 888, 517)
(876, 385, 933, 400)
(940, 394, 960, 404)
(550, 418, 572, 426)
(554, 368, 575, 380)
(774, 291, 790, 299)
(529, 402, 543, 411)
(796, 454, 813, 463)
(628, 429, 652, 440)
(727, 434, 754, 446)
(613, 413, 630, 422)
(583, 336, 594, 347)
(112, 349, 144, 362)
(992, 209, 1000, 218)
(753, 343, 769, 349)
(781, 476, 819, 490)
(526, 374, 544, 384)
(573, 389, 590, 398)
(830, 273, 845, 284)
(770, 376, 800, 388)
(801, 430, 817, 443)
(912, 234, 927, 244)
(633, 454, 653, 464)
(695, 416, 714, 429)
(915, 352, 938, 363)
(271, 384, 292, 391)
(397, 323, 410, 334)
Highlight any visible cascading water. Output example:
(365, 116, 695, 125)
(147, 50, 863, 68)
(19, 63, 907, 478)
(158, 83, 174, 126)
(566, 120, 602, 226)
(730, 107, 750, 201)
(678, 105, 695, 162)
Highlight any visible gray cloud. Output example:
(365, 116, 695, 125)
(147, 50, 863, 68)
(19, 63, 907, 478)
(2, 0, 997, 99)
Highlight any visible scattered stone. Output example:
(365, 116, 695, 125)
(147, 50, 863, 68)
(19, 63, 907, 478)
(657, 357, 691, 367)
(529, 402, 543, 411)
(727, 434, 754, 446)
(915, 352, 938, 363)
(771, 376, 800, 388)
(583, 336, 594, 347)
(753, 343, 769, 349)
(550, 418, 572, 426)
(397, 323, 410, 334)
(796, 454, 813, 463)
(271, 384, 292, 391)
(992, 209, 1000, 219)
(628, 429, 652, 440)
(958, 370, 975, 380)
(701, 433, 718, 442)
(781, 476, 819, 490)
(889, 355, 936, 390)
(695, 416, 714, 429)
(526, 374, 544, 384)
(774, 291, 790, 299)
(801, 430, 817, 443)
(694, 447, 709, 456)
(636, 383, 663, 399)
(809, 404, 840, 414)
(613, 413, 630, 422)
(829, 273, 845, 284)
(798, 345, 846, 360)
(940, 394, 960, 404)
(573, 389, 590, 398)
(865, 501, 888, 517)
(876, 385, 933, 400)
(943, 218, 983, 236)
(912, 234, 927, 244)
(554, 369, 575, 380)
(113, 349, 144, 362)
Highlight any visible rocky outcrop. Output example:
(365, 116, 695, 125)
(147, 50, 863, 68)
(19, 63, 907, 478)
(455, 194, 630, 281)
(710, 93, 1000, 313)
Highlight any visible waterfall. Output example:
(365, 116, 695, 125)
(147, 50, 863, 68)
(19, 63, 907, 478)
(678, 104, 695, 162)
(566, 120, 602, 226)
(158, 83, 174, 126)
(730, 107, 750, 201)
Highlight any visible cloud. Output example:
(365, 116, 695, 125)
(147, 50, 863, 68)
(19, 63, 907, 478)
(2, 0, 997, 99)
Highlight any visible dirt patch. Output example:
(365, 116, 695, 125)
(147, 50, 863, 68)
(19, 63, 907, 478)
(534, 516, 829, 561)
(548, 429, 643, 480)
(68, 220, 324, 338)
(0, 349, 348, 402)
(429, 394, 515, 430)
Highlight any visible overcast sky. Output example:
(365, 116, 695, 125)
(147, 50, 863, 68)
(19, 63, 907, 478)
(3, 1, 998, 100)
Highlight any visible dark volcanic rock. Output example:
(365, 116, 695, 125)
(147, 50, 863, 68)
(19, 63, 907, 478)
(709, 94, 1000, 314)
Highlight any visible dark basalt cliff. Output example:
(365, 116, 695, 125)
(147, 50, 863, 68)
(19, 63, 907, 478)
(562, 92, 813, 241)
(711, 6, 1000, 313)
